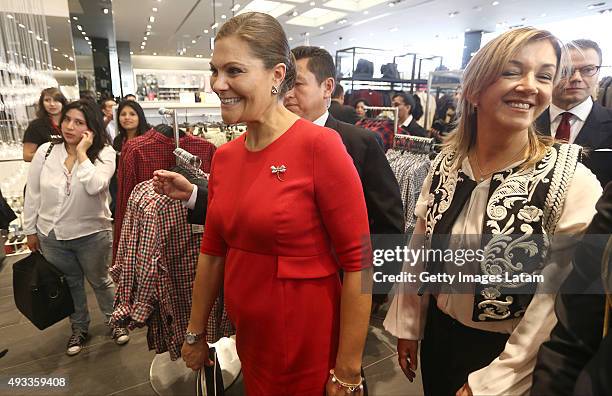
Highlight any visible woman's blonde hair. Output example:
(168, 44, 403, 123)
(445, 27, 569, 169)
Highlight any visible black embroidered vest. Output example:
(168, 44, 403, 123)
(424, 144, 581, 321)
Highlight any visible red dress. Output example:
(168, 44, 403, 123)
(200, 119, 371, 395)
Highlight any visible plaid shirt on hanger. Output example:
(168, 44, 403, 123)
(110, 180, 234, 360)
(113, 129, 216, 258)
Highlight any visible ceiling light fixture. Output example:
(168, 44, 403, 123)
(53, 48, 58, 52)
(146, 31, 151, 36)
(152, 7, 158, 12)
(211, 22, 219, 29)
(142, 41, 146, 45)
(320, 25, 324, 29)
(491, 1, 499, 5)
(221, 14, 227, 19)
(130, 51, 134, 54)
(85, 36, 89, 40)
(288, 36, 293, 40)
(337, 18, 348, 24)
(232, 4, 241, 11)
(465, 28, 471, 31)
(144, 37, 148, 40)
(81, 31, 86, 35)
(7, 14, 14, 19)
(103, 8, 109, 14)
(77, 25, 83, 30)
(388, 2, 394, 6)
(149, 16, 155, 22)
(204, 29, 209, 33)
(310, 1, 316, 5)
(72, 16, 78, 20)
(192, 39, 197, 43)
(153, 52, 157, 55)
(363, 10, 369, 14)
(147, 24, 152, 29)
(292, 10, 299, 16)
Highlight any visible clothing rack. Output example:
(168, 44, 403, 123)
(363, 105, 399, 135)
(393, 134, 435, 154)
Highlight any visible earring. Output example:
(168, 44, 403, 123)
(271, 86, 279, 95)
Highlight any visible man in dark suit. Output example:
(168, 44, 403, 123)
(329, 84, 358, 125)
(535, 39, 612, 185)
(392, 92, 428, 137)
(531, 182, 612, 396)
(283, 46, 403, 237)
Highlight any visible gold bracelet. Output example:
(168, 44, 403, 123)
(329, 369, 364, 393)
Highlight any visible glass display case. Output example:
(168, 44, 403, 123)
(134, 69, 216, 103)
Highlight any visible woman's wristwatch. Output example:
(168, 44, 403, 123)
(185, 331, 205, 345)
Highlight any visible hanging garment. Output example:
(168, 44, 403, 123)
(415, 91, 437, 129)
(357, 118, 395, 151)
(114, 129, 216, 257)
(110, 180, 233, 360)
(386, 151, 431, 234)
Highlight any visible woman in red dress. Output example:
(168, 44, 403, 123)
(181, 12, 372, 396)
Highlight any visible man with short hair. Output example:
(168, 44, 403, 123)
(329, 84, 358, 124)
(536, 39, 612, 184)
(101, 98, 117, 140)
(284, 46, 403, 237)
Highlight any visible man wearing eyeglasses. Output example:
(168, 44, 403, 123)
(537, 39, 612, 186)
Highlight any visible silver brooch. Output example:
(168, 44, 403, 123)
(271, 165, 287, 181)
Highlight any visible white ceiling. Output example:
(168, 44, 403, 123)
(111, 0, 611, 63)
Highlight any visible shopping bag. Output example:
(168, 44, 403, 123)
(12, 251, 74, 330)
(196, 347, 225, 396)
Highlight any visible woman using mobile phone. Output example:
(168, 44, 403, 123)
(23, 99, 130, 356)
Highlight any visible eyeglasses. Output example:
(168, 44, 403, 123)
(562, 65, 601, 78)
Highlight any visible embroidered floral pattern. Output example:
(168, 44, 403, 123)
(517, 206, 543, 223)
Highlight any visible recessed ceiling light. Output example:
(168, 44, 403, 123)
(305, 32, 310, 36)
(77, 25, 83, 30)
(465, 28, 471, 31)
(152, 7, 158, 12)
(149, 16, 155, 22)
(292, 10, 299, 16)
(363, 10, 369, 14)
(211, 22, 219, 29)
(192, 39, 197, 43)
(204, 29, 209, 33)
(142, 41, 146, 45)
(388, 2, 394, 7)
(310, 1, 316, 5)
(69, 56, 74, 61)
(238, 0, 296, 18)
(147, 24, 152, 29)
(63, 54, 69, 58)
(28, 30, 34, 34)
(53, 48, 58, 52)
(337, 18, 348, 24)
(144, 37, 148, 40)
(81, 31, 86, 35)
(72, 16, 78, 20)
(492, 1, 499, 5)
(221, 14, 227, 19)
(153, 52, 157, 55)
(141, 46, 145, 49)
(319, 26, 324, 29)
(232, 3, 241, 11)
(103, 8, 109, 14)
(130, 51, 134, 54)
(288, 36, 293, 40)
(319, 45, 325, 48)
(146, 31, 151, 36)
(7, 14, 14, 19)
(85, 37, 89, 40)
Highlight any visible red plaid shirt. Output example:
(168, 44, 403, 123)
(356, 118, 395, 151)
(110, 180, 234, 360)
(113, 129, 216, 257)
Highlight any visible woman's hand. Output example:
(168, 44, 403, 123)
(456, 382, 473, 396)
(181, 340, 213, 371)
(76, 131, 94, 154)
(26, 234, 41, 252)
(397, 338, 419, 382)
(152, 170, 194, 201)
(325, 370, 364, 396)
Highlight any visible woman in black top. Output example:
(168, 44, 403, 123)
(111, 100, 150, 153)
(23, 88, 68, 161)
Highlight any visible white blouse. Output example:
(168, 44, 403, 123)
(24, 142, 116, 240)
(384, 156, 602, 395)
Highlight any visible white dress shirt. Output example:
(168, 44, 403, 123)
(313, 111, 329, 127)
(384, 156, 602, 395)
(549, 97, 593, 144)
(24, 142, 116, 240)
(401, 115, 414, 129)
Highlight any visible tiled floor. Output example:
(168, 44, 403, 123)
(0, 255, 424, 395)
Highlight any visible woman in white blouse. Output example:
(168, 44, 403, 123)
(24, 99, 130, 356)
(384, 28, 603, 395)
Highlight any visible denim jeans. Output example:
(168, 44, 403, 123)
(38, 229, 115, 333)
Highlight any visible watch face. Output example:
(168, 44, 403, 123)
(186, 334, 196, 344)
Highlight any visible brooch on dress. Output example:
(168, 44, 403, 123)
(271, 165, 287, 181)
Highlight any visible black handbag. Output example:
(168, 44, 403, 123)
(196, 347, 225, 396)
(12, 251, 75, 330)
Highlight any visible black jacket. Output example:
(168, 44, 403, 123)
(531, 182, 612, 396)
(536, 103, 612, 186)
(399, 118, 428, 138)
(329, 101, 358, 125)
(188, 185, 208, 226)
(324, 115, 404, 235)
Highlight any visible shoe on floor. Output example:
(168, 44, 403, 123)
(66, 332, 88, 356)
(111, 327, 130, 345)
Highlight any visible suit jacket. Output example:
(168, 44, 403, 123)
(531, 182, 612, 396)
(536, 103, 612, 187)
(329, 101, 358, 125)
(188, 185, 208, 226)
(324, 115, 404, 235)
(399, 118, 428, 137)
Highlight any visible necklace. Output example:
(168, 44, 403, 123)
(472, 142, 528, 182)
